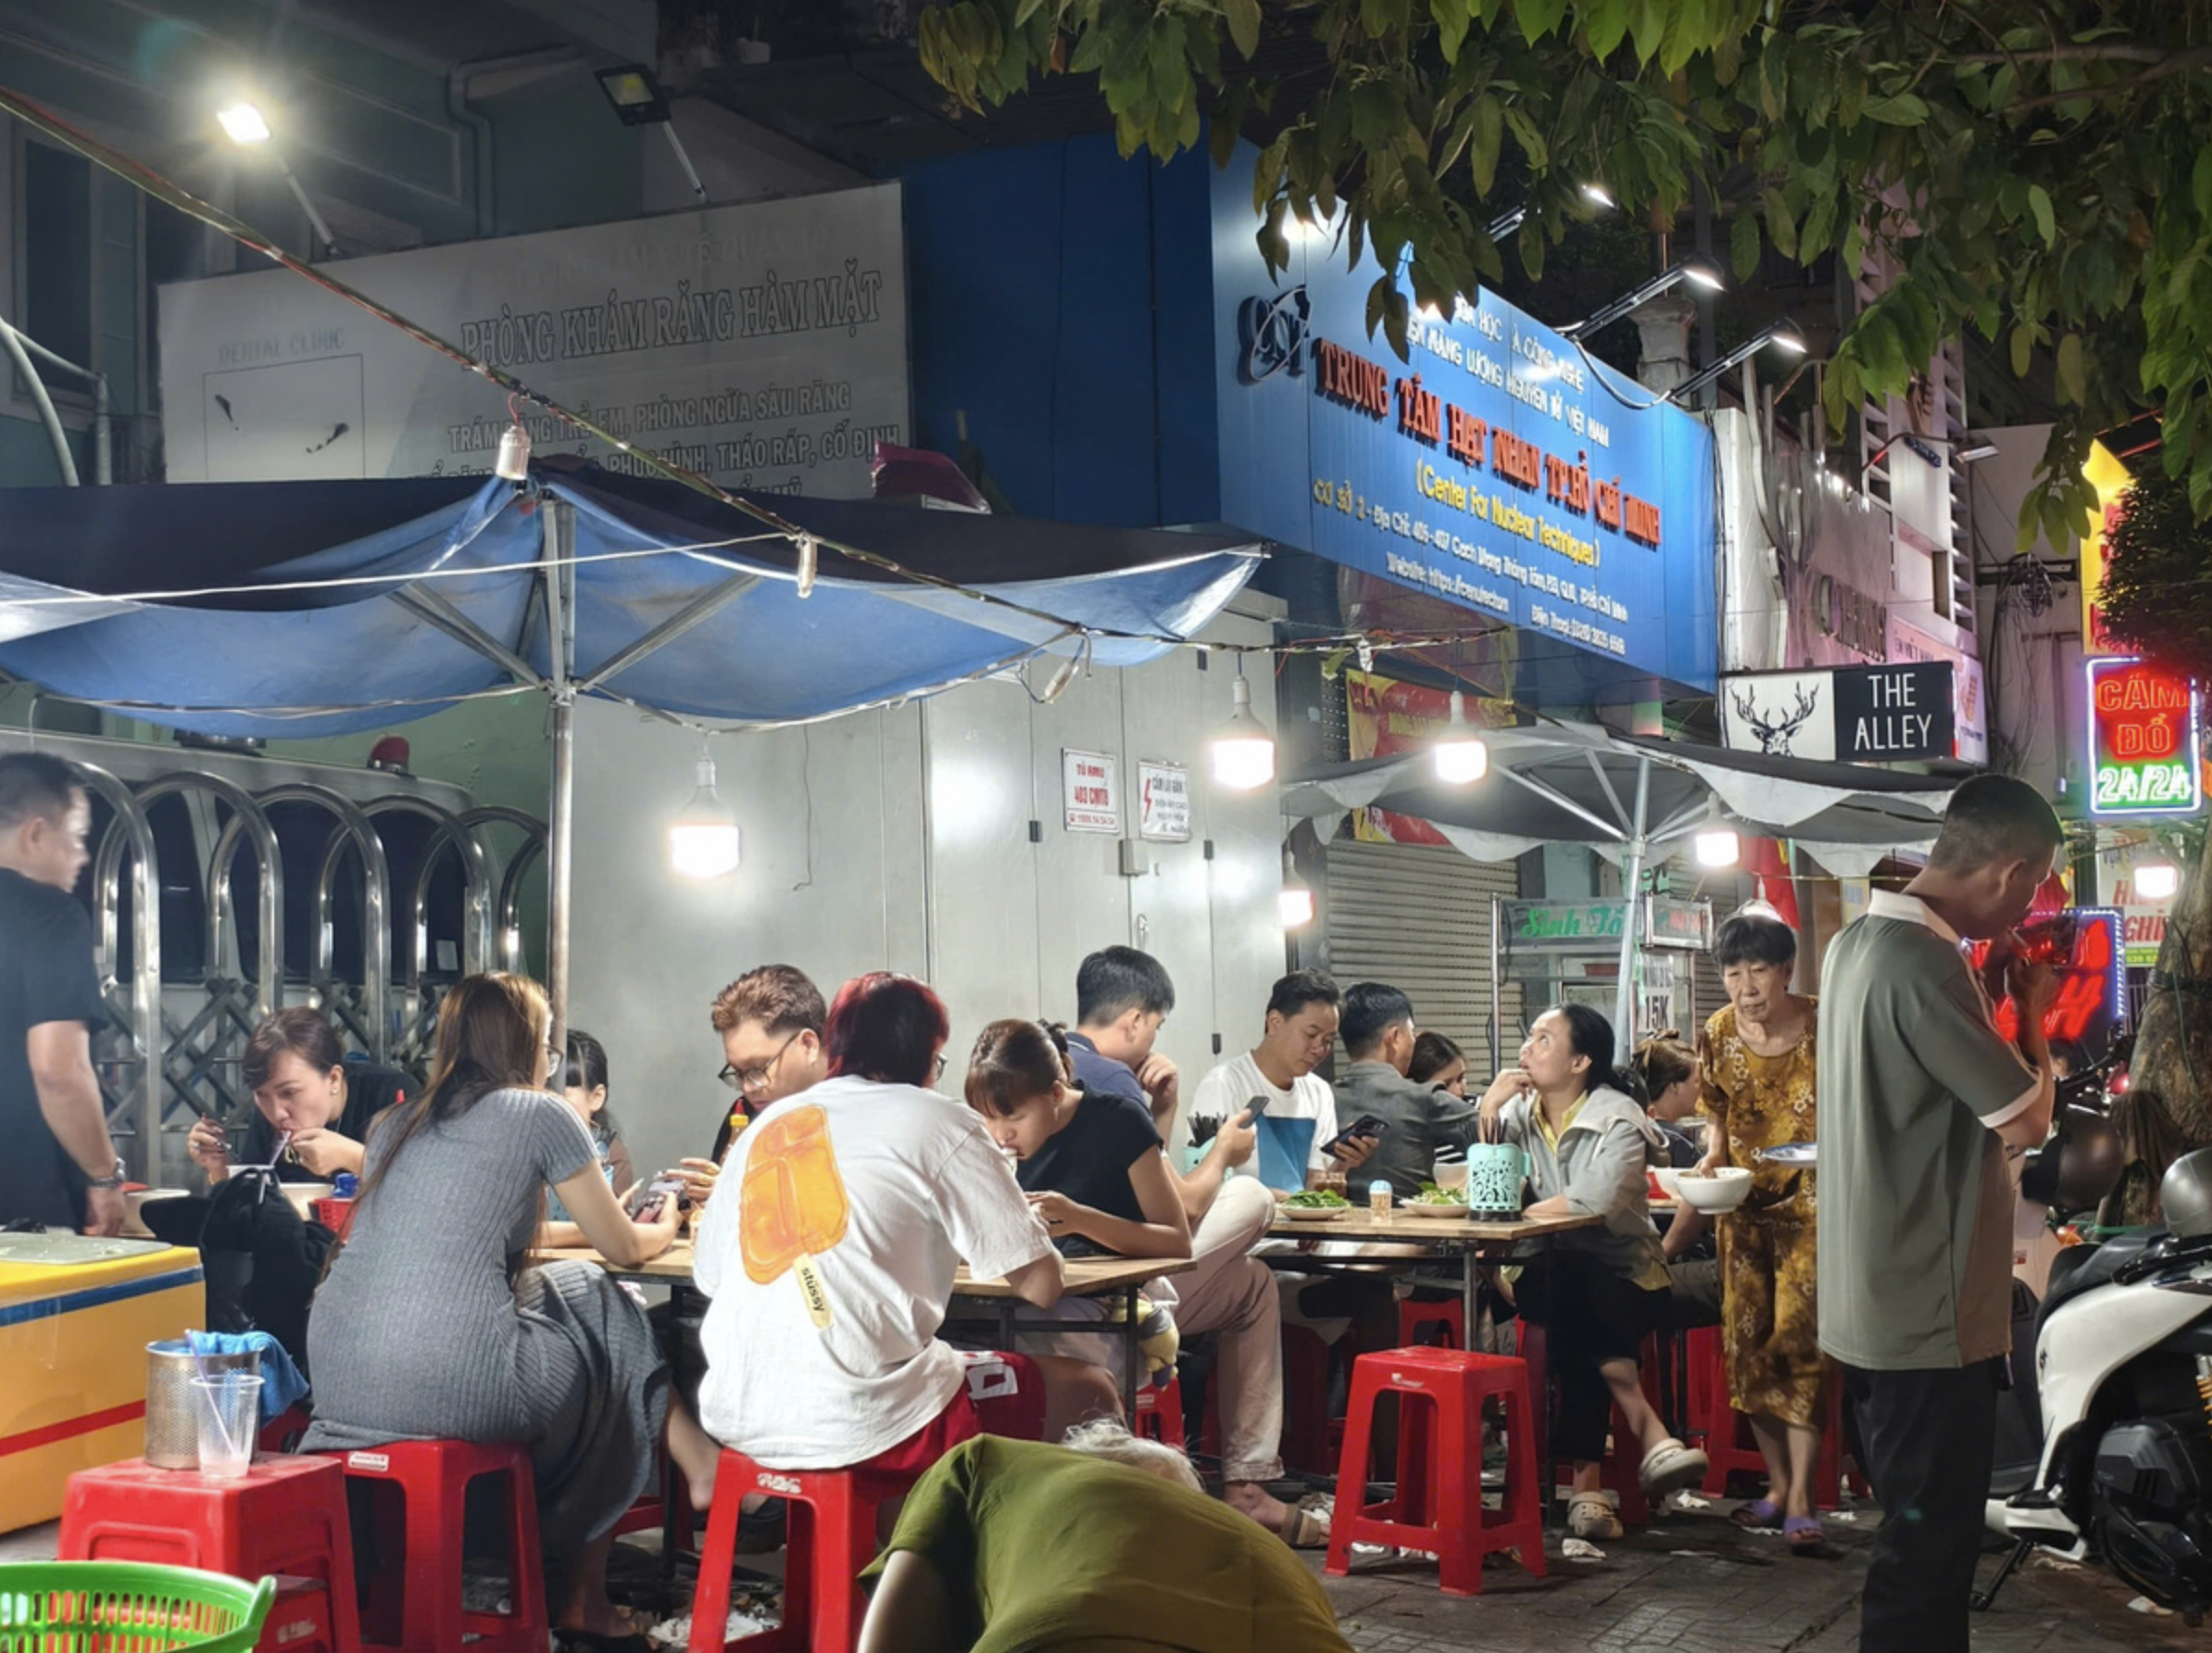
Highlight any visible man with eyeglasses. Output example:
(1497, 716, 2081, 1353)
(660, 965, 833, 1211)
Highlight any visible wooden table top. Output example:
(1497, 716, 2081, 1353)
(1265, 1207, 1603, 1245)
(531, 1242, 1192, 1298)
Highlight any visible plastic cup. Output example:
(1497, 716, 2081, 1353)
(1432, 1159, 1471, 1199)
(191, 1372, 262, 1481)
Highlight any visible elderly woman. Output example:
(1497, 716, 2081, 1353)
(1697, 912, 1825, 1551)
(186, 1006, 410, 1183)
(304, 974, 723, 1649)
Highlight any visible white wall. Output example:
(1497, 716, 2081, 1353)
(566, 611, 1289, 1190)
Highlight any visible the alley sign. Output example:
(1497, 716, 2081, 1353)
(2087, 656, 2203, 817)
(1720, 662, 1958, 763)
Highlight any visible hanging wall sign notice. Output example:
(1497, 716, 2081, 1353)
(1720, 662, 1958, 763)
(2086, 657, 2203, 817)
(1063, 751, 1121, 834)
(1137, 761, 1191, 841)
(156, 185, 908, 497)
(1211, 148, 1717, 700)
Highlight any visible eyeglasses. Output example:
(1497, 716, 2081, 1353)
(720, 1029, 803, 1093)
(933, 1053, 948, 1081)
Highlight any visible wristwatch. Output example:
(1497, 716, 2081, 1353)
(85, 1156, 128, 1191)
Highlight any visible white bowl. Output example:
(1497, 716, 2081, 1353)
(1674, 1166, 1753, 1214)
(1653, 1167, 1683, 1200)
(280, 1181, 333, 1219)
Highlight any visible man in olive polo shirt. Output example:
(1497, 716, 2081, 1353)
(1817, 774, 2061, 1653)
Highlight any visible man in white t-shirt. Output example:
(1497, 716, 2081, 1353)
(697, 973, 1111, 1470)
(1186, 971, 1374, 1178)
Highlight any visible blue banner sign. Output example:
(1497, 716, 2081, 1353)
(1213, 150, 1717, 698)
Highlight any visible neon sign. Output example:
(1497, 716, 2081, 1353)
(2087, 657, 2203, 817)
(1969, 910, 2126, 1054)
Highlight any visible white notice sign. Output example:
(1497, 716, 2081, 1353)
(1137, 761, 1191, 841)
(157, 185, 908, 497)
(1062, 750, 1121, 834)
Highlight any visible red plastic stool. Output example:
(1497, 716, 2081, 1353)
(611, 1450, 690, 1539)
(1133, 1374, 1186, 1449)
(326, 1441, 547, 1653)
(690, 1451, 923, 1653)
(1281, 1324, 1339, 1474)
(61, 1454, 360, 1653)
(1399, 1296, 1465, 1349)
(1325, 1347, 1545, 1596)
(258, 1403, 313, 1457)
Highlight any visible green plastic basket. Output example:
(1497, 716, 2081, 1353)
(0, 1562, 275, 1653)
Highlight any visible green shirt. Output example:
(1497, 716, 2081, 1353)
(1816, 891, 2042, 1370)
(863, 1435, 1351, 1653)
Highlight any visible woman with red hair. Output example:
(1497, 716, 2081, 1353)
(695, 973, 1119, 1475)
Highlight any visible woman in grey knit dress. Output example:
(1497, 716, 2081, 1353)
(305, 974, 723, 1646)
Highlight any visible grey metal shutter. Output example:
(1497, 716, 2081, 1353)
(1325, 838, 1522, 1079)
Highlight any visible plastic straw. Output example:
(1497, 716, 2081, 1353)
(185, 1330, 240, 1466)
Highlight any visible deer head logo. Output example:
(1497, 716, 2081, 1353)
(1730, 682, 1820, 755)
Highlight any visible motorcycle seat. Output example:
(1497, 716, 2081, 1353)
(2039, 1230, 2164, 1329)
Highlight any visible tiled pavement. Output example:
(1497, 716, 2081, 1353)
(6, 1494, 2195, 1650)
(1308, 1499, 2200, 1653)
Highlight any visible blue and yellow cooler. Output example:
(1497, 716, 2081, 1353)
(0, 1232, 204, 1533)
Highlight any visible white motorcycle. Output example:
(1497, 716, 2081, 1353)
(1979, 1145, 2212, 1622)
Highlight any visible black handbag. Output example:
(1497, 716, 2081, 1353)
(141, 1169, 334, 1375)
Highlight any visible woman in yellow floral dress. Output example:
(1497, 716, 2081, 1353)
(1697, 911, 1825, 1551)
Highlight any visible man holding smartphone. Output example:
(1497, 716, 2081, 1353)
(1331, 983, 1477, 1198)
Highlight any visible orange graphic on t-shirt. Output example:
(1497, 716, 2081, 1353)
(740, 1104, 850, 1285)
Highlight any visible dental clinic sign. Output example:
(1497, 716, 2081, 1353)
(1213, 150, 1716, 700)
(2087, 656, 2203, 817)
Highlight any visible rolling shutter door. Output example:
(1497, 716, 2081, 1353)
(1326, 839, 1523, 1079)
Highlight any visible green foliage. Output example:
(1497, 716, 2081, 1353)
(2097, 462, 2212, 685)
(915, 1, 2212, 536)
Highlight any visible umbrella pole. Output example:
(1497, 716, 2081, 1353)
(1612, 755, 1651, 1065)
(544, 500, 575, 1052)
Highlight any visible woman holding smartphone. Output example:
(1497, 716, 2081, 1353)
(1479, 1003, 1707, 1542)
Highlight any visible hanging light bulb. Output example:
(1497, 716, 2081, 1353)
(668, 752, 741, 878)
(1433, 690, 1489, 785)
(1278, 877, 1315, 929)
(1210, 662, 1276, 790)
(2136, 861, 2181, 902)
(1039, 650, 1082, 704)
(1694, 819, 1741, 869)
(494, 417, 532, 482)
(793, 533, 818, 599)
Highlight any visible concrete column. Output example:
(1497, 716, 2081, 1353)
(1633, 293, 1698, 398)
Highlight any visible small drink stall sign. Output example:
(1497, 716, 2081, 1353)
(1967, 910, 2125, 1054)
(1062, 750, 1121, 834)
(2086, 657, 2203, 817)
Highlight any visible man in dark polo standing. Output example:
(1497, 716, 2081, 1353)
(0, 752, 123, 1234)
(1816, 774, 2062, 1652)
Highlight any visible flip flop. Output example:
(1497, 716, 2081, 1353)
(1785, 1515, 1828, 1554)
(1730, 1497, 1782, 1530)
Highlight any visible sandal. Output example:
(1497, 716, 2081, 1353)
(1730, 1497, 1782, 1530)
(1565, 1492, 1623, 1541)
(1277, 1495, 1332, 1550)
(1785, 1515, 1828, 1554)
(1637, 1437, 1711, 1498)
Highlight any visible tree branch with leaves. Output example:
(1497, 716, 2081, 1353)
(917, 0, 2212, 542)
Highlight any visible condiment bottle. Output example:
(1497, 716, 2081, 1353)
(1368, 1179, 1392, 1217)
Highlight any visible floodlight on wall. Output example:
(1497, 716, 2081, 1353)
(1488, 181, 1617, 241)
(1863, 432, 2000, 473)
(1432, 691, 1489, 785)
(2136, 861, 2181, 902)
(1561, 256, 1726, 338)
(1210, 661, 1276, 790)
(216, 99, 338, 259)
(1669, 319, 1809, 403)
(668, 753, 742, 878)
(595, 62, 707, 204)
